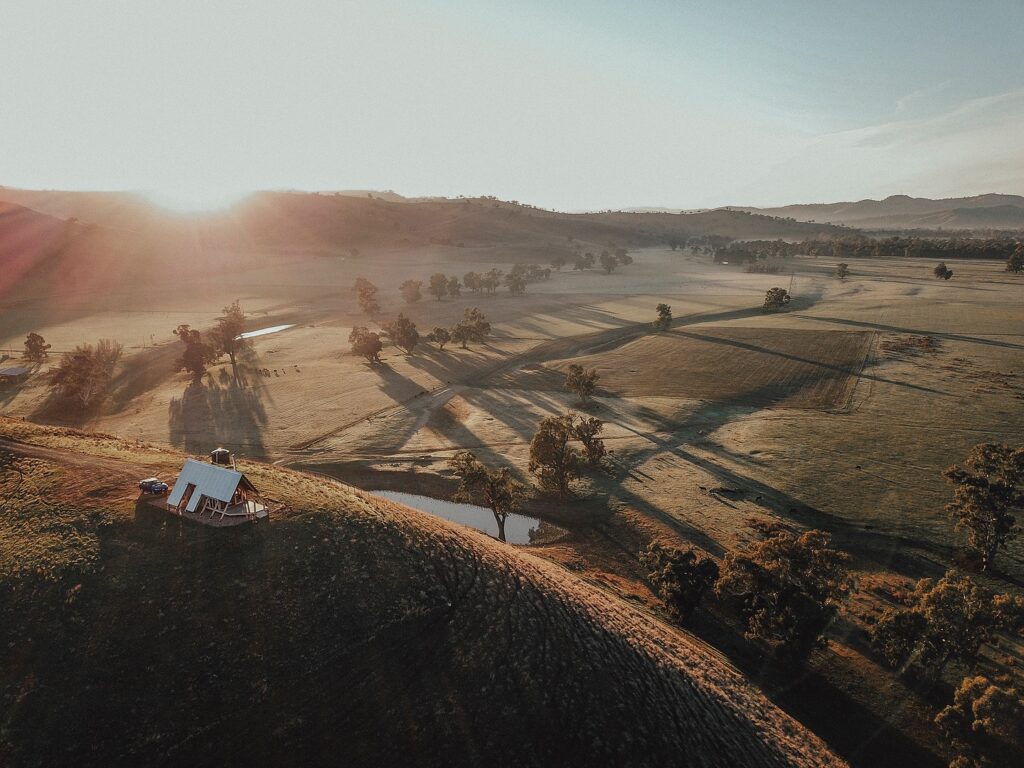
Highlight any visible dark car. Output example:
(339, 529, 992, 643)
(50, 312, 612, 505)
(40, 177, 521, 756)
(138, 478, 169, 494)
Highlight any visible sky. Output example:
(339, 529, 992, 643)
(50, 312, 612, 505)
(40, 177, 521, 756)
(1, 0, 1022, 211)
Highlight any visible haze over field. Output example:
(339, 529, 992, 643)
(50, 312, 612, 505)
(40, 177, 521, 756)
(2, 4, 1024, 768)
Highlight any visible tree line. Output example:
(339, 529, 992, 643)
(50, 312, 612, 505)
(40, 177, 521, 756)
(716, 236, 1022, 264)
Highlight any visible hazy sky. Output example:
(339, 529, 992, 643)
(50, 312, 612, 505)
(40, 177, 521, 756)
(2, 0, 1022, 210)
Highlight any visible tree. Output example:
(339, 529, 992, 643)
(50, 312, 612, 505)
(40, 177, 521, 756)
(551, 255, 567, 271)
(447, 275, 461, 298)
(23, 332, 51, 362)
(426, 327, 451, 350)
(428, 273, 448, 301)
(528, 413, 581, 498)
(50, 339, 123, 409)
(574, 253, 595, 270)
(400, 279, 422, 304)
(348, 326, 383, 363)
(451, 307, 491, 349)
(353, 277, 381, 315)
(640, 543, 720, 623)
(835, 263, 850, 279)
(173, 325, 218, 382)
(599, 252, 618, 274)
(448, 450, 527, 542)
(211, 300, 247, 383)
(382, 313, 419, 354)
(762, 287, 791, 311)
(935, 262, 954, 280)
(944, 444, 1023, 572)
(935, 674, 1024, 768)
(564, 363, 598, 403)
(463, 271, 481, 293)
(869, 570, 1020, 680)
(1006, 245, 1024, 274)
(573, 414, 606, 467)
(504, 272, 527, 296)
(654, 303, 672, 331)
(481, 269, 502, 294)
(716, 528, 853, 661)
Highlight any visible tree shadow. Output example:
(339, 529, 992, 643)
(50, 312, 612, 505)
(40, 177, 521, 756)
(806, 315, 1024, 351)
(688, 609, 945, 768)
(168, 366, 270, 458)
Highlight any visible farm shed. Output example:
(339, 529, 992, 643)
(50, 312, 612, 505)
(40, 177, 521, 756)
(167, 458, 267, 521)
(0, 366, 30, 385)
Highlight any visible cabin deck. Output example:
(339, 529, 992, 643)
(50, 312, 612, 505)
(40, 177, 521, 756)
(143, 496, 269, 527)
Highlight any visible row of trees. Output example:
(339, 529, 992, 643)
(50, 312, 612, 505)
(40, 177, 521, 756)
(353, 263, 558, 317)
(716, 236, 1023, 263)
(567, 247, 634, 274)
(348, 307, 493, 363)
(642, 527, 853, 661)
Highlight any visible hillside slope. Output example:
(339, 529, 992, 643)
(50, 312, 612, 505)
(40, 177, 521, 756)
(736, 193, 1024, 230)
(0, 187, 846, 252)
(0, 418, 843, 768)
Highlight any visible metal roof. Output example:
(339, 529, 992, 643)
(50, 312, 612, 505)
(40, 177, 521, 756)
(167, 458, 253, 513)
(0, 366, 30, 376)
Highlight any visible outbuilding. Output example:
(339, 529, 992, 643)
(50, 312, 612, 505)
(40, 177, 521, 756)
(166, 458, 267, 521)
(0, 366, 30, 385)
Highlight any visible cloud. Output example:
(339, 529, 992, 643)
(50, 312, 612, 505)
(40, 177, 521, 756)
(727, 90, 1024, 205)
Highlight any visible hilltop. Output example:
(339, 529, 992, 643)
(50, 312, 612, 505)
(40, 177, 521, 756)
(734, 193, 1024, 231)
(0, 187, 846, 254)
(0, 417, 842, 768)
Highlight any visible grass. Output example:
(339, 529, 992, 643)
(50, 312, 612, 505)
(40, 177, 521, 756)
(0, 417, 840, 768)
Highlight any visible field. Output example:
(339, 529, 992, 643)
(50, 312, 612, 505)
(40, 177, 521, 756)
(3, 243, 1024, 766)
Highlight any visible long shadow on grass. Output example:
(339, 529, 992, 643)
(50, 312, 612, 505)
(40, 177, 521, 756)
(607, 395, 950, 581)
(805, 315, 1024, 351)
(688, 609, 945, 768)
(168, 366, 270, 458)
(673, 329, 947, 396)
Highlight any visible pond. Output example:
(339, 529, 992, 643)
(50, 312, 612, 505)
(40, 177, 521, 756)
(370, 490, 542, 545)
(237, 324, 295, 340)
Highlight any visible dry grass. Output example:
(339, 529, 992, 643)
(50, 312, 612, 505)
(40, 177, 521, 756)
(0, 418, 843, 768)
(516, 327, 874, 409)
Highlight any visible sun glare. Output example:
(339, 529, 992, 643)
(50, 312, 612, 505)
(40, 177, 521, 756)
(142, 186, 251, 213)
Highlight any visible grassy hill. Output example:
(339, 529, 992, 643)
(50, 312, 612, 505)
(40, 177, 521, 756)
(0, 187, 846, 253)
(735, 193, 1024, 231)
(0, 417, 841, 767)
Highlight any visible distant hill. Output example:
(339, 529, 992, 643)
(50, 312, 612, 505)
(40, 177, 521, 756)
(0, 418, 842, 768)
(734, 193, 1024, 230)
(0, 188, 846, 254)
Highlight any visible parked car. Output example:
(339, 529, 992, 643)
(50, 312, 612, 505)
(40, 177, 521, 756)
(138, 478, 169, 494)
